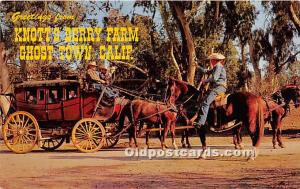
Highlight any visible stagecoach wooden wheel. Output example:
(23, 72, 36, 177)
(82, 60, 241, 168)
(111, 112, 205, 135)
(72, 118, 106, 153)
(3, 111, 39, 154)
(103, 123, 120, 148)
(40, 137, 65, 151)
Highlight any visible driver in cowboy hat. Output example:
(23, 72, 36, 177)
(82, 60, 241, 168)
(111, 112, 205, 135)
(194, 52, 227, 128)
(87, 61, 107, 84)
(86, 61, 119, 98)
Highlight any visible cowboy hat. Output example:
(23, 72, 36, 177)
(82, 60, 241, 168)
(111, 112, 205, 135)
(99, 64, 107, 70)
(88, 61, 97, 67)
(208, 53, 225, 60)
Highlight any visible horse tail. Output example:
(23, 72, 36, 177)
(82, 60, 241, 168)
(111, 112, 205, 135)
(255, 97, 265, 147)
(258, 98, 265, 133)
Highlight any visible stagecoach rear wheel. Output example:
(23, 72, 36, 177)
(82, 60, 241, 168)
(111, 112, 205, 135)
(3, 111, 39, 154)
(40, 137, 65, 151)
(103, 123, 120, 148)
(72, 118, 106, 153)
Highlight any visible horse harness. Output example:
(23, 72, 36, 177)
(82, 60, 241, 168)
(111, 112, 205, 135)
(129, 100, 177, 124)
(262, 97, 287, 122)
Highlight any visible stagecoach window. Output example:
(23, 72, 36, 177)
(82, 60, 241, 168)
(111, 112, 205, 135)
(66, 86, 78, 100)
(39, 90, 44, 100)
(48, 88, 63, 104)
(25, 88, 37, 104)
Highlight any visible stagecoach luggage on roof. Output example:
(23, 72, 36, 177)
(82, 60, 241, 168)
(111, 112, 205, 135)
(1, 79, 128, 153)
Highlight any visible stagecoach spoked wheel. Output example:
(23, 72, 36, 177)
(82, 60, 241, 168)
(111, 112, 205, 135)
(103, 123, 120, 148)
(40, 137, 65, 151)
(72, 118, 106, 153)
(3, 111, 39, 154)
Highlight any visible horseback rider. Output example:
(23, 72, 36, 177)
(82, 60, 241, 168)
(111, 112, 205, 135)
(194, 53, 227, 128)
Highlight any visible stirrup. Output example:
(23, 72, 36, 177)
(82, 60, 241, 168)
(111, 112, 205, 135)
(193, 122, 203, 129)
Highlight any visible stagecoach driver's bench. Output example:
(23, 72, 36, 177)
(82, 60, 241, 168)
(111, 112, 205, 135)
(194, 53, 227, 128)
(86, 61, 118, 99)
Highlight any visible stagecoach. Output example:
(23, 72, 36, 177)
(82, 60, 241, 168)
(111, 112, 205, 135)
(1, 79, 128, 153)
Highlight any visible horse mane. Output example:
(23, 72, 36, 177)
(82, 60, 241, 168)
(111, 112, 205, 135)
(169, 77, 200, 95)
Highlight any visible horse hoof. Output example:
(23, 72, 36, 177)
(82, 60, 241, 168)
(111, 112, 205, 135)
(187, 145, 192, 149)
(182, 144, 186, 148)
(234, 145, 239, 149)
(173, 144, 178, 150)
(202, 146, 207, 150)
(273, 145, 277, 149)
(239, 144, 244, 149)
(279, 144, 285, 148)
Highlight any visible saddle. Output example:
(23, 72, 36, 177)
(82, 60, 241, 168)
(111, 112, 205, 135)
(212, 93, 229, 107)
(208, 93, 229, 128)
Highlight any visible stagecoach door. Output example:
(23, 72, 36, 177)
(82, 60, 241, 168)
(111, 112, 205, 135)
(47, 88, 63, 121)
(63, 86, 81, 120)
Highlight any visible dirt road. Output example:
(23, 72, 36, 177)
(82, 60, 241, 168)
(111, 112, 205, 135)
(1, 108, 299, 189)
(1, 135, 300, 189)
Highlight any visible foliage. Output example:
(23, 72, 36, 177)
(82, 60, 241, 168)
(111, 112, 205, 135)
(0, 1, 299, 94)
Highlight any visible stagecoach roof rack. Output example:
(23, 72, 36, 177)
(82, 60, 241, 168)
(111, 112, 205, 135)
(14, 79, 80, 88)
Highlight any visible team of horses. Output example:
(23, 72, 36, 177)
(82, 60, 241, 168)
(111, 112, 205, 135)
(117, 77, 300, 158)
(0, 74, 299, 157)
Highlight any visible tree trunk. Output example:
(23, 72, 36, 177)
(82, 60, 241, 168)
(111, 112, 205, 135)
(169, 2, 197, 85)
(0, 42, 12, 116)
(170, 43, 183, 80)
(240, 44, 249, 91)
(248, 37, 262, 81)
(158, 2, 182, 80)
(215, 1, 220, 19)
(289, 2, 300, 33)
(20, 60, 27, 80)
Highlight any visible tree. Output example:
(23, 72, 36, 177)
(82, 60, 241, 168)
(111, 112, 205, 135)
(169, 1, 197, 84)
(0, 25, 12, 116)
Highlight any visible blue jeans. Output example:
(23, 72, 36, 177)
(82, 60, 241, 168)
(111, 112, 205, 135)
(198, 86, 226, 125)
(93, 84, 118, 98)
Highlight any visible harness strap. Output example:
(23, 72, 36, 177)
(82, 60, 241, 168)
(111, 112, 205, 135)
(156, 103, 163, 124)
(0, 93, 14, 96)
(137, 106, 174, 121)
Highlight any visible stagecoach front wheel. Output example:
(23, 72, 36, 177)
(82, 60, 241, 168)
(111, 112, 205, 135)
(72, 118, 106, 153)
(3, 111, 39, 154)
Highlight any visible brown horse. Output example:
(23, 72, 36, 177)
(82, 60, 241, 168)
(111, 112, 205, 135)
(225, 92, 265, 149)
(118, 99, 178, 149)
(167, 78, 265, 151)
(235, 85, 300, 149)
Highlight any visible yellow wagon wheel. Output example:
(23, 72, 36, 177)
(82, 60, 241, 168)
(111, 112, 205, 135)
(72, 118, 106, 153)
(3, 111, 39, 154)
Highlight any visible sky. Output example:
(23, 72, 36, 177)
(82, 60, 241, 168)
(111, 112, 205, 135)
(1, 1, 299, 72)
